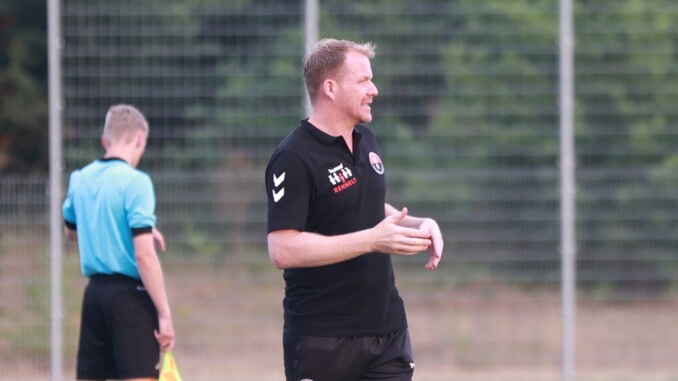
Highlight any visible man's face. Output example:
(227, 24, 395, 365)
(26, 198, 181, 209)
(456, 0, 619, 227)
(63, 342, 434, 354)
(334, 51, 379, 124)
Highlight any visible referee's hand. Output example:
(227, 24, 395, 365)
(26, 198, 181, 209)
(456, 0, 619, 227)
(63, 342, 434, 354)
(152, 228, 166, 252)
(155, 314, 175, 352)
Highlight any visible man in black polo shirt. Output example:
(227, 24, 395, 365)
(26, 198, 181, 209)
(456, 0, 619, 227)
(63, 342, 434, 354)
(265, 38, 444, 381)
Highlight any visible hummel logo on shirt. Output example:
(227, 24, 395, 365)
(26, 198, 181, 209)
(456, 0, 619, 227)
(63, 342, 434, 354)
(272, 172, 286, 202)
(273, 172, 286, 187)
(272, 188, 285, 203)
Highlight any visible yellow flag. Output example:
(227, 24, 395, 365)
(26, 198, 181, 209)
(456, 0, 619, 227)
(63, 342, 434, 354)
(159, 351, 183, 381)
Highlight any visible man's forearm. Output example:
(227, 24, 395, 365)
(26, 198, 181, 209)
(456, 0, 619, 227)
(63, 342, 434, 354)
(268, 229, 374, 269)
(134, 235, 172, 318)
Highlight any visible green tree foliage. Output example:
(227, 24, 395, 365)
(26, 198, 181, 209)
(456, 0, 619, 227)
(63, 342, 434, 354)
(313, 0, 678, 289)
(422, 0, 560, 273)
(0, 0, 48, 174)
(179, 0, 304, 169)
(6, 0, 678, 289)
(575, 0, 678, 292)
(59, 0, 217, 170)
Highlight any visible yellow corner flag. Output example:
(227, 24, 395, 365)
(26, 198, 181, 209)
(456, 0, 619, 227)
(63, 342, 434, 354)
(159, 351, 184, 381)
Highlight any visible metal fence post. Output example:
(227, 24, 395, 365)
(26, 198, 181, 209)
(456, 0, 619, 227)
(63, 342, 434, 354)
(304, 0, 319, 116)
(559, 0, 576, 380)
(48, 0, 64, 379)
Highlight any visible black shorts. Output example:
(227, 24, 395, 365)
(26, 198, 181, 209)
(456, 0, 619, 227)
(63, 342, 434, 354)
(76, 274, 160, 380)
(283, 328, 415, 381)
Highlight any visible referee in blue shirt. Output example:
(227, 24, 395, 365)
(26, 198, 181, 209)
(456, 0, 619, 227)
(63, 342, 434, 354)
(266, 39, 444, 381)
(63, 104, 175, 380)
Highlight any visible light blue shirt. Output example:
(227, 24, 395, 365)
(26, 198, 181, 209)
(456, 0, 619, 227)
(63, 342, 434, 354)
(62, 158, 156, 278)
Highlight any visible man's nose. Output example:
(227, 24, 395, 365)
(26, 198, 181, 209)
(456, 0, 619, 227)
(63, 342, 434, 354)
(369, 82, 379, 96)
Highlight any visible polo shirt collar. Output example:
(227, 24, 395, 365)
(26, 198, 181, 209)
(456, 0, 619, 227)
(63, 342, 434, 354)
(98, 157, 128, 164)
(301, 118, 363, 146)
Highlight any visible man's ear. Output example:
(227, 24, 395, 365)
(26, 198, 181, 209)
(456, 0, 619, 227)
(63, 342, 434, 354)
(322, 79, 337, 100)
(101, 136, 109, 150)
(135, 132, 144, 147)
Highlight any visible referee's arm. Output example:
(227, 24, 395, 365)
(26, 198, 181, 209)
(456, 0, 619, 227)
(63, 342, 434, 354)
(64, 220, 78, 241)
(134, 231, 175, 352)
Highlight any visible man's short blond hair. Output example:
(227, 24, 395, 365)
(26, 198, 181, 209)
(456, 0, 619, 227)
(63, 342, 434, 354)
(303, 38, 376, 104)
(102, 104, 149, 143)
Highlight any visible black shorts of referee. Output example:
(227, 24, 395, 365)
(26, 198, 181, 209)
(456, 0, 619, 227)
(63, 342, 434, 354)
(77, 274, 160, 380)
(284, 328, 415, 381)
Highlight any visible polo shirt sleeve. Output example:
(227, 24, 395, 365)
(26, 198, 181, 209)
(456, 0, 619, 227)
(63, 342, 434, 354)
(62, 171, 78, 227)
(266, 150, 311, 233)
(126, 172, 157, 231)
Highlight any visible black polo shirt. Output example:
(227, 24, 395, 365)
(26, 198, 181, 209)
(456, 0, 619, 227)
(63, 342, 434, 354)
(266, 119, 407, 337)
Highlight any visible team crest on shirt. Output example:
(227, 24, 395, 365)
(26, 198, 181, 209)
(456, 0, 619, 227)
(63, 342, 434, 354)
(327, 163, 358, 193)
(369, 152, 384, 175)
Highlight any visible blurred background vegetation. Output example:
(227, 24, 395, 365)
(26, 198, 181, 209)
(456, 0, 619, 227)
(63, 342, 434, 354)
(2, 1, 678, 378)
(3, 0, 677, 291)
(0, 0, 48, 174)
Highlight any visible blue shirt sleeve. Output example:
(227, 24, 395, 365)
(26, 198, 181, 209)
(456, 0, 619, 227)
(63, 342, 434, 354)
(62, 171, 78, 225)
(126, 172, 157, 229)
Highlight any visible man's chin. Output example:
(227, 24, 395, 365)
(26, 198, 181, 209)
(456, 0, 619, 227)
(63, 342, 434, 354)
(360, 114, 373, 124)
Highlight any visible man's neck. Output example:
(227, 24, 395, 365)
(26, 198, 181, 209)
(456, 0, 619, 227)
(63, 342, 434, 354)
(104, 147, 135, 167)
(308, 115, 355, 153)
(308, 112, 355, 137)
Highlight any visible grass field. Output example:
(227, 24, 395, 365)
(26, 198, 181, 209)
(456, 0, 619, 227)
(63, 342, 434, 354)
(3, 257, 678, 381)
